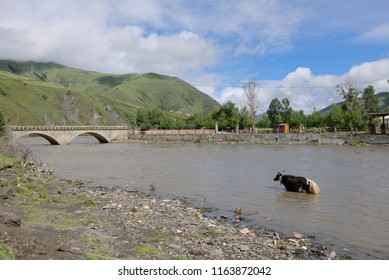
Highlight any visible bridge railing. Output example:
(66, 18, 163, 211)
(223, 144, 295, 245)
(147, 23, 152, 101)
(11, 125, 128, 131)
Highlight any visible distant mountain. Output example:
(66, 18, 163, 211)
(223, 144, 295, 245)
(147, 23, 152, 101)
(319, 91, 389, 115)
(0, 60, 220, 126)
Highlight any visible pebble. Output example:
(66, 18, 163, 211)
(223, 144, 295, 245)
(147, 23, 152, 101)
(82, 186, 338, 260)
(239, 245, 250, 252)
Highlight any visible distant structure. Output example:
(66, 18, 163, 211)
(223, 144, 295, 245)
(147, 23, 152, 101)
(273, 123, 290, 134)
(369, 112, 389, 134)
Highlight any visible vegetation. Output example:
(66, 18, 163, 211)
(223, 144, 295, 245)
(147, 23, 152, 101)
(0, 111, 5, 136)
(242, 81, 260, 132)
(0, 60, 220, 127)
(1, 60, 389, 133)
(0, 244, 15, 260)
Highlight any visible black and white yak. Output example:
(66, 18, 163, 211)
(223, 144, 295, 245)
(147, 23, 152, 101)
(273, 172, 320, 194)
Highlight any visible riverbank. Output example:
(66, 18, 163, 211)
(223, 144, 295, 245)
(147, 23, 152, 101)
(0, 156, 340, 260)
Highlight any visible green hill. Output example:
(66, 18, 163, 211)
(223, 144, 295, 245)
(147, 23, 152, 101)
(319, 91, 389, 115)
(0, 60, 220, 126)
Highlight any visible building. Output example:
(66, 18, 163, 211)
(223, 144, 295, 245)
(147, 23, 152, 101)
(368, 112, 389, 134)
(273, 123, 290, 134)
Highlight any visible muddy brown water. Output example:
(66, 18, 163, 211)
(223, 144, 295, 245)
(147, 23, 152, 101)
(22, 137, 389, 259)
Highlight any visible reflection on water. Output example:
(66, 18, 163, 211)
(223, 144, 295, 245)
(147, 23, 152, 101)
(21, 136, 389, 259)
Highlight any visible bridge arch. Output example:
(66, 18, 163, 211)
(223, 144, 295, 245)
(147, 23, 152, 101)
(10, 125, 128, 145)
(16, 132, 61, 145)
(70, 132, 109, 144)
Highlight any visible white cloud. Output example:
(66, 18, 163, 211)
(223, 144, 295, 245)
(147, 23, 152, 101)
(0, 0, 310, 73)
(358, 22, 389, 42)
(0, 0, 219, 75)
(1, 0, 389, 115)
(108, 27, 219, 75)
(211, 59, 389, 114)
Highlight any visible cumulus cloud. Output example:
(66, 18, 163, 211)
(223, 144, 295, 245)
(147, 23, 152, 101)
(0, 0, 219, 75)
(1, 0, 388, 115)
(208, 59, 389, 114)
(0, 0, 310, 73)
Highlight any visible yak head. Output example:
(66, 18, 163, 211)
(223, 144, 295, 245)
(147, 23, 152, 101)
(273, 172, 283, 182)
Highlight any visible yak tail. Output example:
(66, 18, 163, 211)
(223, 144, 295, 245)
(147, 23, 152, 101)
(306, 178, 320, 194)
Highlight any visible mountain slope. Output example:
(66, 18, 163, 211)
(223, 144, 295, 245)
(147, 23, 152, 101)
(319, 91, 389, 115)
(0, 60, 220, 126)
(0, 70, 137, 126)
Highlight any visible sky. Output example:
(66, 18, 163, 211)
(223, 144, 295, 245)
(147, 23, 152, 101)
(1, 0, 389, 113)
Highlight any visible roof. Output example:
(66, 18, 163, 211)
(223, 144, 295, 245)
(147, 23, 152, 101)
(368, 112, 389, 117)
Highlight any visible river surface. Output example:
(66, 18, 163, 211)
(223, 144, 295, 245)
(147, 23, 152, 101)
(22, 137, 389, 259)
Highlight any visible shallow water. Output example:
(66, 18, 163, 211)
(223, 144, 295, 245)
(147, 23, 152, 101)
(24, 137, 389, 259)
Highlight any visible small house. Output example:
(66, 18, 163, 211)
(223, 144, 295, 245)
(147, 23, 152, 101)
(273, 123, 289, 134)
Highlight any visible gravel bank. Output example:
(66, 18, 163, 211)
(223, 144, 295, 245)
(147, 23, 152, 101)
(0, 162, 339, 260)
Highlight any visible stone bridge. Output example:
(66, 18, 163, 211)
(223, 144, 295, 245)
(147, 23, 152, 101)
(10, 126, 128, 145)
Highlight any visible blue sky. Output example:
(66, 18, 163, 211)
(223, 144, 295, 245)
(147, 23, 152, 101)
(1, 0, 389, 113)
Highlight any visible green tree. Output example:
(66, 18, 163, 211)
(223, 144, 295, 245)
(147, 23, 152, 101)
(267, 98, 283, 125)
(326, 104, 344, 132)
(281, 98, 293, 124)
(350, 102, 366, 132)
(289, 110, 306, 128)
(211, 101, 240, 131)
(362, 85, 379, 113)
(159, 114, 176, 129)
(175, 117, 186, 129)
(136, 107, 176, 130)
(257, 114, 271, 128)
(336, 81, 361, 112)
(185, 113, 205, 129)
(336, 81, 365, 132)
(307, 109, 325, 128)
(136, 108, 152, 130)
(239, 106, 253, 131)
(274, 114, 283, 124)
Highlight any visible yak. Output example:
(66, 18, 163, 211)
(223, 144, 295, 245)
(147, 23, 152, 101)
(273, 172, 320, 194)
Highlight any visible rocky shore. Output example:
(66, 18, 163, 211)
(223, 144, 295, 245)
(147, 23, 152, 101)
(0, 160, 339, 260)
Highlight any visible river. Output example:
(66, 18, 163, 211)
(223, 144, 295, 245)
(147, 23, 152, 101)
(22, 137, 389, 259)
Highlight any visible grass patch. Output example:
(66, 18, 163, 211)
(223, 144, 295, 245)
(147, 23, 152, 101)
(79, 217, 99, 227)
(64, 198, 96, 207)
(14, 184, 50, 203)
(81, 233, 111, 260)
(208, 229, 222, 237)
(22, 207, 79, 230)
(0, 244, 16, 260)
(84, 253, 115, 260)
(173, 255, 187, 260)
(145, 230, 168, 243)
(0, 153, 18, 169)
(185, 233, 205, 239)
(133, 245, 162, 258)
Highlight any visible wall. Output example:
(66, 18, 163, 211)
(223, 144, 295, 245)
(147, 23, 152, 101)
(129, 131, 389, 145)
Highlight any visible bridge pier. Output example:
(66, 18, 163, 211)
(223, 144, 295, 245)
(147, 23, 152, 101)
(10, 126, 128, 145)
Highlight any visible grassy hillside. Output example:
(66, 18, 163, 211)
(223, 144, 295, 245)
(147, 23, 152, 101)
(0, 60, 220, 126)
(0, 70, 137, 126)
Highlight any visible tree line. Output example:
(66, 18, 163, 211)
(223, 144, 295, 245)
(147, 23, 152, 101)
(135, 80, 384, 133)
(0, 80, 384, 134)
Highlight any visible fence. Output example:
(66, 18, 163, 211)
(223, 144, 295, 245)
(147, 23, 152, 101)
(133, 129, 215, 135)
